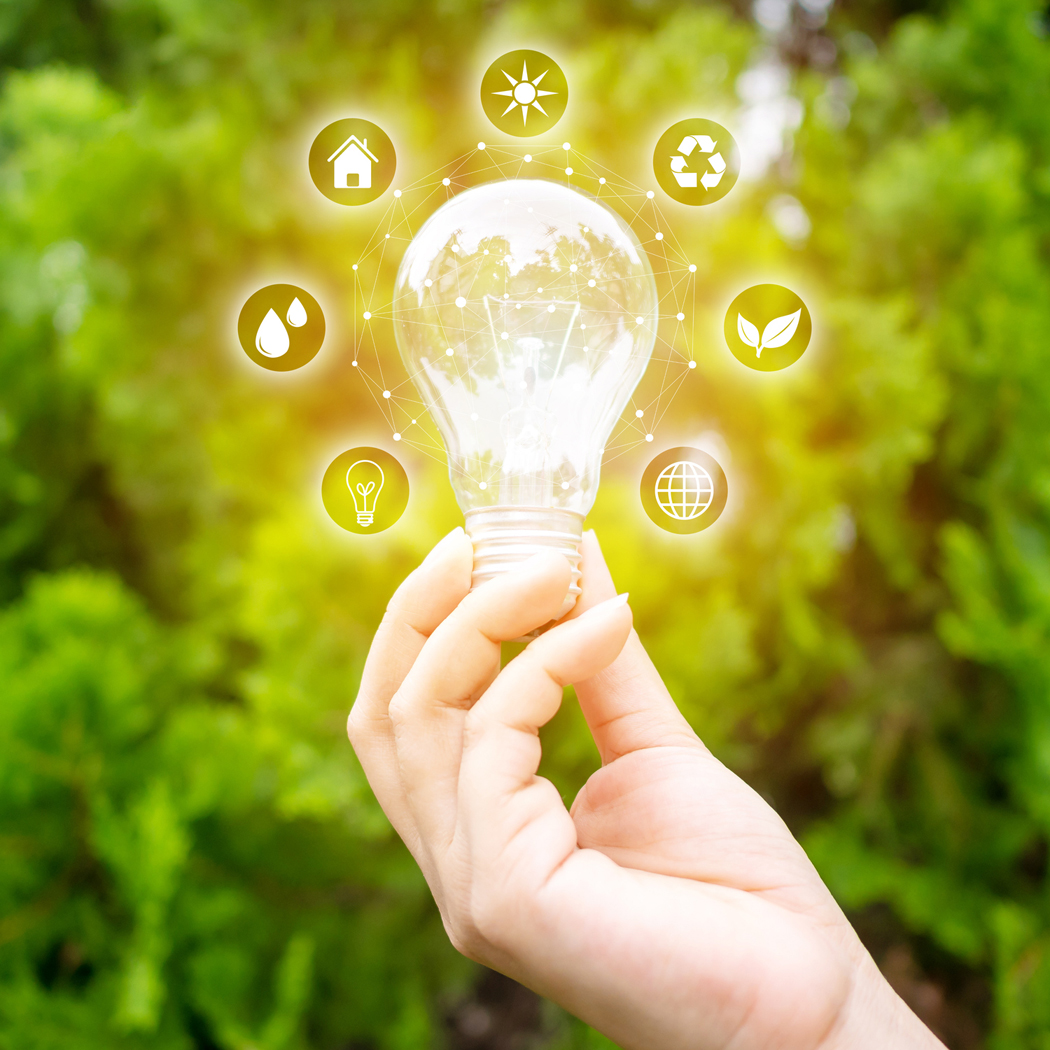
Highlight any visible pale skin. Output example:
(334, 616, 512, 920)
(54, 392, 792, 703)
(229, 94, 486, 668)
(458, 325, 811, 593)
(348, 527, 946, 1050)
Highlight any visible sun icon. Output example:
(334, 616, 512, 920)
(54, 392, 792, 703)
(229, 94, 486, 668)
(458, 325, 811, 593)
(492, 60, 558, 128)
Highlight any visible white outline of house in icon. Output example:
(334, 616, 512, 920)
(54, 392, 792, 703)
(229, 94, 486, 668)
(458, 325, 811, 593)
(327, 135, 378, 189)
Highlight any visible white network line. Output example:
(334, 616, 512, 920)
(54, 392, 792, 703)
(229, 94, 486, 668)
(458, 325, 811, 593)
(348, 142, 703, 471)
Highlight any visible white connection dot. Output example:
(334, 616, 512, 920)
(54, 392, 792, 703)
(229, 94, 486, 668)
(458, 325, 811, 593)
(446, 348, 454, 356)
(504, 293, 510, 299)
(352, 264, 358, 271)
(569, 264, 578, 272)
(580, 323, 587, 330)
(501, 331, 509, 339)
(393, 432, 401, 440)
(483, 249, 489, 255)
(599, 177, 606, 185)
(479, 481, 488, 490)
(524, 154, 532, 162)
(515, 303, 521, 309)
(451, 245, 459, 253)
(655, 232, 664, 240)
(688, 360, 697, 369)
(547, 304, 556, 313)
(688, 264, 697, 272)
(394, 189, 402, 197)
(424, 278, 432, 287)
(470, 412, 478, 421)
(478, 142, 486, 150)
(588, 279, 596, 287)
(677, 312, 685, 321)
(562, 141, 571, 150)
(363, 311, 372, 319)
(537, 287, 543, 292)
(385, 233, 391, 239)
(527, 207, 533, 213)
(442, 177, 451, 186)
(351, 360, 358, 367)
(561, 482, 570, 490)
(635, 316, 644, 324)
(455, 296, 466, 308)
(646, 434, 654, 442)
(411, 419, 417, 424)
(647, 190, 655, 199)
(383, 390, 391, 398)
(635, 409, 644, 418)
(565, 167, 573, 175)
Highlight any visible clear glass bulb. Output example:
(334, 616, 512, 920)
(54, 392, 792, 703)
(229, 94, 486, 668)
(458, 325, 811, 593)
(394, 179, 656, 617)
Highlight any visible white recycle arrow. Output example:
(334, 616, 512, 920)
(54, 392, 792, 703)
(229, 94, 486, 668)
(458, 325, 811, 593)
(670, 135, 726, 190)
(701, 151, 726, 189)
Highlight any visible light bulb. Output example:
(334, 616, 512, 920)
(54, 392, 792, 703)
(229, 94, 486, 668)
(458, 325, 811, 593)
(346, 458, 385, 526)
(394, 179, 656, 618)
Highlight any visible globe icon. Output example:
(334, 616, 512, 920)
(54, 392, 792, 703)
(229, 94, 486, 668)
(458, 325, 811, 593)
(654, 460, 715, 520)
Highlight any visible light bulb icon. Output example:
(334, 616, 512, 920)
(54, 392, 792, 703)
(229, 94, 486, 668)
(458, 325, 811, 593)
(394, 179, 657, 618)
(346, 459, 385, 527)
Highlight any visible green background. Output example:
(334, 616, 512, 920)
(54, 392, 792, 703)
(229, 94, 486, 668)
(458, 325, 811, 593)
(1, 0, 1050, 1047)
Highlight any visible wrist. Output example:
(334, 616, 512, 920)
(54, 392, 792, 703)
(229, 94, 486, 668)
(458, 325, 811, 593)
(820, 946, 945, 1050)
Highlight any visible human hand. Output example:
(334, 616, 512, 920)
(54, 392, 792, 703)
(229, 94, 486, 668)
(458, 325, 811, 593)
(348, 528, 944, 1050)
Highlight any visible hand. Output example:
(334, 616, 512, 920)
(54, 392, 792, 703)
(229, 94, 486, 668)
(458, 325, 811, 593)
(348, 529, 944, 1050)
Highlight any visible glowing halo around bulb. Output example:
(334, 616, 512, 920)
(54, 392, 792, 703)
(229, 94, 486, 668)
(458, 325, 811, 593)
(394, 179, 657, 620)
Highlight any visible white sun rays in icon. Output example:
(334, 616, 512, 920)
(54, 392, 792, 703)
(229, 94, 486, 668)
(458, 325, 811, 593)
(492, 61, 557, 127)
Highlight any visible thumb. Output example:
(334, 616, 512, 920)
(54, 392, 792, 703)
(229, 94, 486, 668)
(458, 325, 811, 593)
(572, 530, 701, 763)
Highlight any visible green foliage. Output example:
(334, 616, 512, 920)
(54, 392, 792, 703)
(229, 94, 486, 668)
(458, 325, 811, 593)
(3, 0, 1050, 1045)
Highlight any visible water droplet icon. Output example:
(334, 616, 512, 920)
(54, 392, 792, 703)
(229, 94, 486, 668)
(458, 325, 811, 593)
(255, 308, 289, 358)
(286, 296, 307, 328)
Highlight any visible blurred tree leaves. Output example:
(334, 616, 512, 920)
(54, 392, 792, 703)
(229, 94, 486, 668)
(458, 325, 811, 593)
(2, 0, 1050, 1046)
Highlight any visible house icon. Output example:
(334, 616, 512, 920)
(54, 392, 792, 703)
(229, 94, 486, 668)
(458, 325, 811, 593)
(327, 135, 378, 189)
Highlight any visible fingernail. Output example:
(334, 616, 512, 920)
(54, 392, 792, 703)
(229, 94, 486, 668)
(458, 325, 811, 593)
(579, 592, 629, 617)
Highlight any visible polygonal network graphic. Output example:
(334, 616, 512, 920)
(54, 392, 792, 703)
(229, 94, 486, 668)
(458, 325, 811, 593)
(232, 49, 813, 545)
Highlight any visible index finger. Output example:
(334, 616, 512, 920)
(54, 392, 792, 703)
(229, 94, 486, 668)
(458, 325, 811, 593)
(348, 527, 474, 837)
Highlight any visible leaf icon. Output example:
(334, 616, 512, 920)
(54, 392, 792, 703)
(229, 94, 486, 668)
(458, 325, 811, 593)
(737, 313, 760, 350)
(286, 296, 307, 328)
(759, 308, 802, 355)
(255, 308, 290, 358)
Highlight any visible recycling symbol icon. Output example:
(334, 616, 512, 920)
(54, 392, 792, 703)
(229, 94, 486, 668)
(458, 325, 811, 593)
(653, 118, 739, 206)
(670, 135, 726, 190)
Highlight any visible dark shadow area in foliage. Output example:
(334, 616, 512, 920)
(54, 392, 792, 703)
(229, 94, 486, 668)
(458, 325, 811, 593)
(445, 969, 547, 1050)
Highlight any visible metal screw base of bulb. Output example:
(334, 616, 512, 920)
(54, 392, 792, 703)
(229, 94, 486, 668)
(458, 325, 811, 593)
(464, 505, 584, 638)
(356, 512, 374, 527)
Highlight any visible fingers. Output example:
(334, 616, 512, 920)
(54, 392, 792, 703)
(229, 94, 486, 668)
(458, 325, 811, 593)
(572, 531, 700, 763)
(389, 553, 573, 850)
(348, 527, 473, 840)
(458, 594, 634, 880)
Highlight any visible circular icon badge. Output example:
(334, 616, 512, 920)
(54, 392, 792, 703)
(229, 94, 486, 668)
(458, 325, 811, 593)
(237, 284, 325, 371)
(641, 447, 727, 534)
(322, 447, 408, 534)
(653, 119, 740, 206)
(481, 50, 568, 137)
(724, 284, 811, 371)
(308, 118, 395, 205)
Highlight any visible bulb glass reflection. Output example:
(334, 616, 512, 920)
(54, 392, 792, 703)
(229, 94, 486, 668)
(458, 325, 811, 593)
(394, 179, 656, 614)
